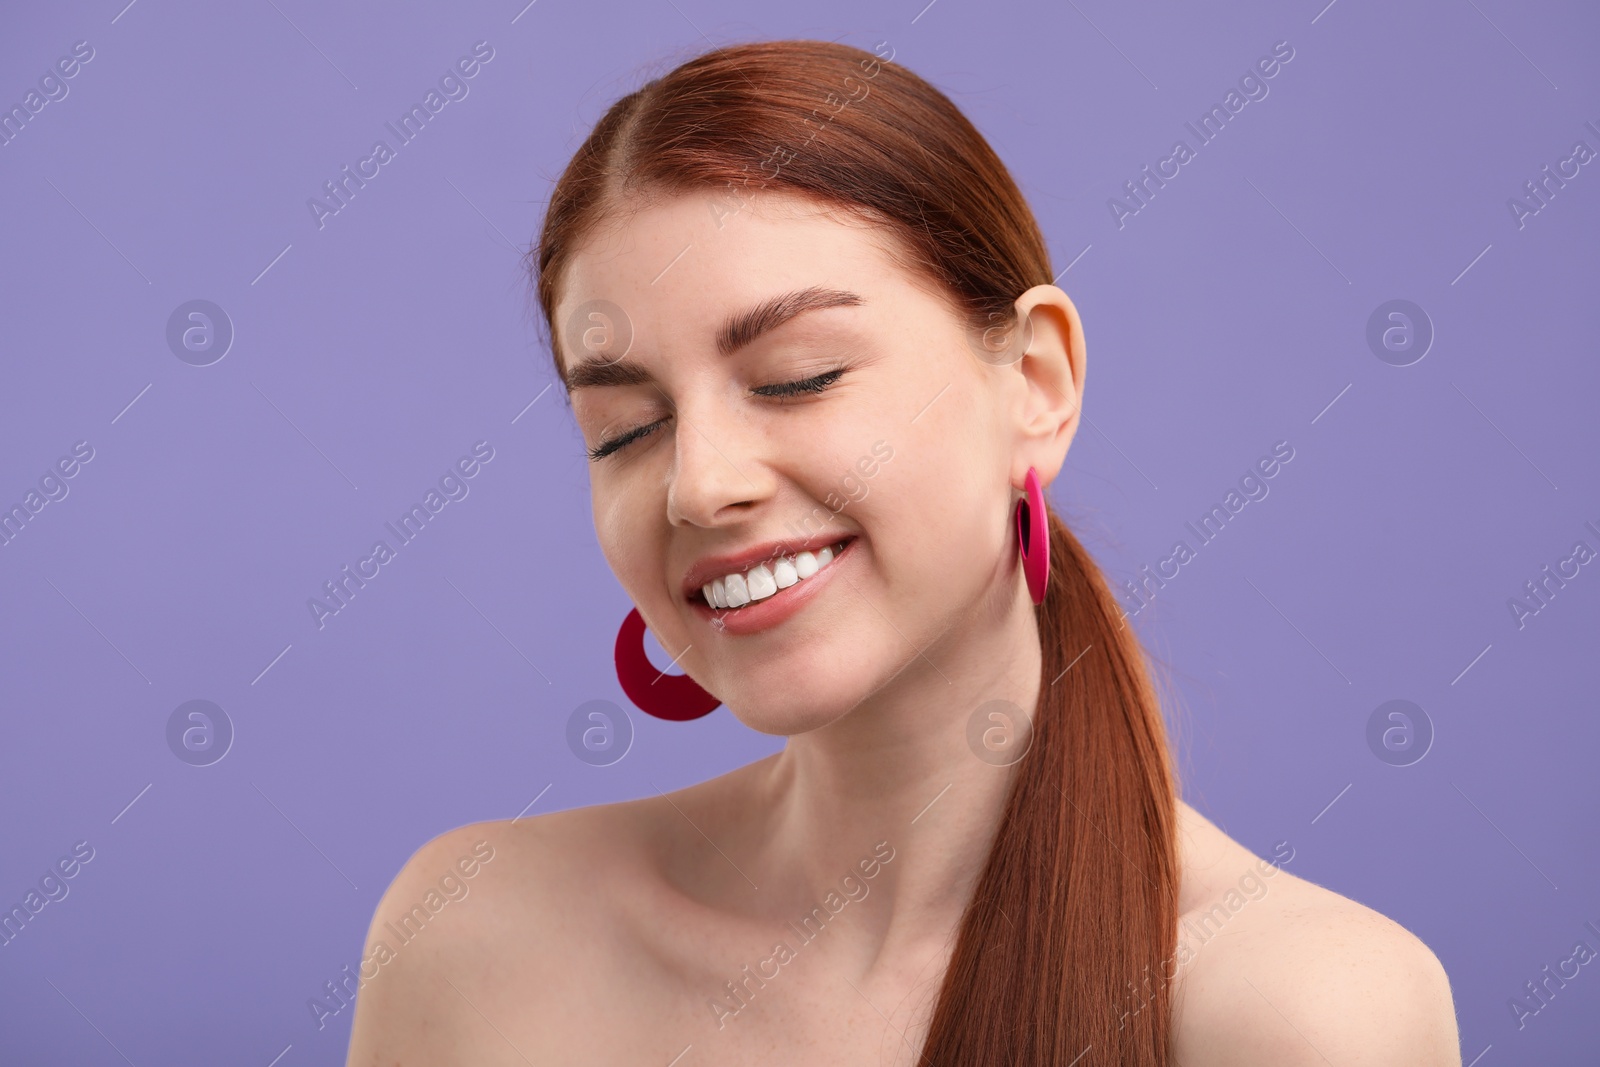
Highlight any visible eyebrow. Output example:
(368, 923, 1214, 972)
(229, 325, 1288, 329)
(564, 286, 864, 391)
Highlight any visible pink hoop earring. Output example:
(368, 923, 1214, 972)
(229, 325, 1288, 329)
(1015, 466, 1050, 605)
(614, 606, 720, 721)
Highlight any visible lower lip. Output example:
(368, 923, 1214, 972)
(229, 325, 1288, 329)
(690, 539, 857, 636)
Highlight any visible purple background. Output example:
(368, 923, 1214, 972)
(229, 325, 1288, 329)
(2, 0, 1596, 1062)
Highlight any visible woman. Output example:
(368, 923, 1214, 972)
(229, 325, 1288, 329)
(346, 39, 1459, 1065)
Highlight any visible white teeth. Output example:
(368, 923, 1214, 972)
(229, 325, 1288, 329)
(700, 540, 850, 610)
(746, 563, 777, 601)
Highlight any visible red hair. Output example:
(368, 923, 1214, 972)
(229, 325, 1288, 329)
(528, 39, 1181, 1065)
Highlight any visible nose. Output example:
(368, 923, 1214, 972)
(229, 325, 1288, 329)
(664, 400, 771, 528)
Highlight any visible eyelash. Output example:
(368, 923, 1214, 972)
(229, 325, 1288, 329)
(587, 367, 849, 461)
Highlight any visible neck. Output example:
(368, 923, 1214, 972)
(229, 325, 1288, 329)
(752, 579, 1042, 971)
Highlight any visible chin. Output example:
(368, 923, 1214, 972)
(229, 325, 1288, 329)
(719, 681, 867, 737)
(692, 606, 908, 734)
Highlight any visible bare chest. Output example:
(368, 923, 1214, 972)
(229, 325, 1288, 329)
(452, 899, 944, 1067)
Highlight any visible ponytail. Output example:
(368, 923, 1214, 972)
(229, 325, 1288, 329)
(919, 510, 1180, 1063)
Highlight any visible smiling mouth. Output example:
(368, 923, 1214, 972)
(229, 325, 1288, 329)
(696, 537, 856, 610)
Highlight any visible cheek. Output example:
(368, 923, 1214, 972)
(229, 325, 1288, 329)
(880, 446, 1008, 584)
(594, 493, 659, 593)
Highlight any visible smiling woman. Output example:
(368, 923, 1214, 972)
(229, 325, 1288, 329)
(344, 38, 1460, 1066)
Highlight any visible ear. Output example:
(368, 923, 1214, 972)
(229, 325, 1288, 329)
(1008, 284, 1085, 490)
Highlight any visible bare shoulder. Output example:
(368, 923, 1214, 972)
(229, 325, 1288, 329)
(342, 801, 653, 1065)
(339, 758, 768, 1065)
(1170, 804, 1460, 1066)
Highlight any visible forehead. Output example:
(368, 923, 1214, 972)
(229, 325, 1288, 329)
(553, 189, 915, 374)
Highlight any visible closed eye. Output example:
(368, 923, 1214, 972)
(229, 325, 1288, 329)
(587, 366, 850, 461)
(753, 366, 848, 400)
